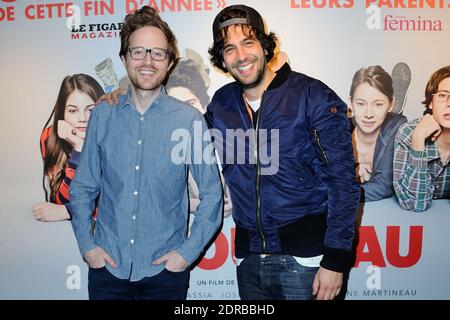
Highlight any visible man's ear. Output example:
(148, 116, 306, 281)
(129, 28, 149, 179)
(121, 55, 126, 67)
(168, 60, 174, 72)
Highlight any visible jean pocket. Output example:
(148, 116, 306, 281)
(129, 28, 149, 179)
(235, 257, 246, 267)
(282, 256, 319, 274)
(163, 267, 188, 274)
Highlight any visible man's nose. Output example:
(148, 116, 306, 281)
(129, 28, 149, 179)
(142, 51, 154, 65)
(235, 45, 247, 61)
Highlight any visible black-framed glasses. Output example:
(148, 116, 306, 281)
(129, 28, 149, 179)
(432, 91, 450, 103)
(128, 47, 168, 61)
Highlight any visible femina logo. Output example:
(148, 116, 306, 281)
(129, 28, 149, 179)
(366, 5, 443, 31)
(355, 226, 423, 268)
(383, 15, 443, 31)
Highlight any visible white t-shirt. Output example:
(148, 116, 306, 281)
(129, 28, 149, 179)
(245, 96, 262, 112)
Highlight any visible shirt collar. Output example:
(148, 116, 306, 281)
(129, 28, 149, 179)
(120, 85, 167, 113)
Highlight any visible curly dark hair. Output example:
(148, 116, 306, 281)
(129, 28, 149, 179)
(208, 8, 277, 73)
(119, 6, 179, 66)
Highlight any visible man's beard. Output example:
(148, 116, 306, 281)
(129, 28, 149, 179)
(130, 76, 163, 91)
(232, 61, 267, 90)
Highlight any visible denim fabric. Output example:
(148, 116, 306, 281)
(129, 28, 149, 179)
(70, 87, 223, 281)
(88, 266, 189, 300)
(236, 254, 319, 300)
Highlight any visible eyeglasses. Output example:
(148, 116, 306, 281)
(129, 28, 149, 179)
(432, 91, 450, 103)
(128, 47, 168, 61)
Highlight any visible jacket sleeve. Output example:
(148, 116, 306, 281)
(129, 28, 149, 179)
(361, 115, 407, 201)
(68, 109, 102, 256)
(57, 150, 81, 201)
(361, 159, 394, 201)
(306, 81, 360, 273)
(55, 150, 82, 220)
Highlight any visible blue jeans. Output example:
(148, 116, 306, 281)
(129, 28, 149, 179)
(236, 254, 319, 300)
(88, 266, 189, 300)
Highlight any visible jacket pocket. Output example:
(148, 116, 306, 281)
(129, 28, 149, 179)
(310, 126, 351, 163)
(310, 127, 329, 164)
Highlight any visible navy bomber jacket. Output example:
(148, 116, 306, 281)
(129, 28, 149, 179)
(205, 64, 360, 272)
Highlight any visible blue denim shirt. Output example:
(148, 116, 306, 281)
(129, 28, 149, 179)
(69, 88, 223, 281)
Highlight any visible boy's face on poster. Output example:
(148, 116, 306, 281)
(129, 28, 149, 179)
(430, 77, 450, 129)
(121, 26, 174, 92)
(64, 90, 95, 139)
(351, 82, 393, 135)
(167, 86, 204, 114)
(221, 25, 267, 89)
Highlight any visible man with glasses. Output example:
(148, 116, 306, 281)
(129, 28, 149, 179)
(69, 6, 223, 300)
(394, 65, 450, 212)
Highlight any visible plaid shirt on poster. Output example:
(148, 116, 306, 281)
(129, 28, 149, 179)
(393, 118, 450, 212)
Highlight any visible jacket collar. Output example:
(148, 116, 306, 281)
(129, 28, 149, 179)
(267, 63, 292, 91)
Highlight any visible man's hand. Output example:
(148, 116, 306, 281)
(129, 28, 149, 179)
(32, 202, 70, 222)
(57, 120, 85, 152)
(97, 87, 127, 106)
(83, 246, 118, 269)
(412, 114, 442, 151)
(312, 267, 343, 300)
(152, 250, 188, 272)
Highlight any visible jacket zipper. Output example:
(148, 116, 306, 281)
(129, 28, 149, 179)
(254, 94, 267, 253)
(311, 128, 329, 163)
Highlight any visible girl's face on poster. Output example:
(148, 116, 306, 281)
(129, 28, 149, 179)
(351, 82, 393, 135)
(430, 77, 450, 129)
(64, 90, 95, 139)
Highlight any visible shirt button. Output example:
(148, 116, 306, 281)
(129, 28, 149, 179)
(140, 116, 144, 121)
(132, 215, 136, 220)
(133, 191, 138, 196)
(436, 185, 440, 189)
(130, 239, 135, 244)
(135, 166, 140, 171)
(138, 140, 142, 145)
